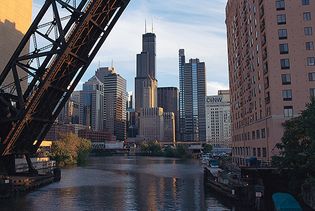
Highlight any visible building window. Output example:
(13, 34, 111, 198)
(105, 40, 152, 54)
(252, 131, 256, 140)
(257, 148, 261, 157)
(277, 14, 286, 25)
(280, 59, 290, 69)
(282, 74, 291, 85)
(304, 12, 312, 21)
(306, 41, 314, 50)
(305, 27, 313, 36)
(309, 72, 315, 81)
(263, 148, 267, 158)
(276, 0, 285, 10)
(282, 90, 292, 101)
(278, 29, 288, 39)
(284, 106, 293, 117)
(302, 0, 310, 5)
(279, 43, 289, 54)
(256, 130, 261, 139)
(261, 128, 266, 139)
(307, 57, 315, 66)
(253, 148, 256, 157)
(310, 88, 315, 98)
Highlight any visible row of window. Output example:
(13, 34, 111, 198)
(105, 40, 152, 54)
(232, 146, 267, 158)
(234, 128, 266, 142)
(282, 89, 315, 101)
(278, 27, 312, 39)
(277, 12, 312, 25)
(276, 0, 311, 10)
(282, 73, 315, 85)
(280, 57, 315, 69)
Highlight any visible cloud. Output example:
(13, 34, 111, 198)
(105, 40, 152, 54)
(207, 81, 229, 96)
(33, 0, 229, 92)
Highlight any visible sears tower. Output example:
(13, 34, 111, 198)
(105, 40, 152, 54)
(135, 31, 157, 113)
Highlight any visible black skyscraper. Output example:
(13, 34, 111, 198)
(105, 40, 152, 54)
(135, 32, 157, 113)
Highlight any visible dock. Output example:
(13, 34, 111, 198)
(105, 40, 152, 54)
(0, 159, 61, 198)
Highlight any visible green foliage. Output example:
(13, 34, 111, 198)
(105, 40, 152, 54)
(175, 144, 190, 158)
(273, 99, 315, 193)
(203, 144, 213, 153)
(139, 142, 191, 158)
(140, 141, 162, 156)
(163, 145, 176, 157)
(50, 133, 92, 167)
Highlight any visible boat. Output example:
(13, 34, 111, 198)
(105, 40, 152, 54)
(200, 153, 210, 164)
(209, 159, 219, 168)
(204, 166, 253, 205)
(272, 193, 302, 211)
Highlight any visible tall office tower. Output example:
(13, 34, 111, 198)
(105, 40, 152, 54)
(157, 87, 179, 140)
(179, 50, 207, 142)
(58, 92, 80, 124)
(127, 91, 133, 109)
(178, 49, 186, 141)
(205, 90, 231, 148)
(135, 32, 157, 113)
(79, 76, 104, 131)
(226, 0, 315, 165)
(0, 1, 32, 92)
(163, 112, 176, 144)
(103, 67, 127, 141)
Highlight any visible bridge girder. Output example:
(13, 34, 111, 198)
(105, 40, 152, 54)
(0, 0, 130, 163)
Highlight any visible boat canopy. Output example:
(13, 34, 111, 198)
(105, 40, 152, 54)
(272, 193, 302, 211)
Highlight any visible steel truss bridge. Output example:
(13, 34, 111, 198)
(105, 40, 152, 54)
(0, 0, 130, 175)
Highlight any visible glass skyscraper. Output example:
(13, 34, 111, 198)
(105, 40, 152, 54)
(179, 50, 206, 142)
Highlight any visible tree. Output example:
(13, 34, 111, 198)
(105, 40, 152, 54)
(203, 144, 213, 153)
(50, 133, 92, 166)
(140, 141, 162, 156)
(273, 99, 315, 193)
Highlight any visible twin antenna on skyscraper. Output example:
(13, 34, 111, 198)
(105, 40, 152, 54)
(145, 19, 154, 33)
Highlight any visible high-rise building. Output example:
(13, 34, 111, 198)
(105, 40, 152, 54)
(157, 87, 179, 140)
(179, 50, 207, 142)
(0, 1, 32, 92)
(226, 0, 315, 165)
(102, 67, 127, 141)
(79, 76, 104, 131)
(139, 107, 164, 142)
(58, 91, 80, 124)
(205, 90, 231, 148)
(163, 112, 176, 144)
(135, 32, 157, 113)
(179, 49, 186, 141)
(126, 91, 133, 110)
(126, 91, 138, 138)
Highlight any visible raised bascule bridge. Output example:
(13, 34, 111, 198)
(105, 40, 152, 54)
(0, 0, 130, 176)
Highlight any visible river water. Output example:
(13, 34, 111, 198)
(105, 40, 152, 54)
(1, 156, 239, 211)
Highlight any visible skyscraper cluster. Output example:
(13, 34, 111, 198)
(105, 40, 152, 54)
(47, 22, 232, 148)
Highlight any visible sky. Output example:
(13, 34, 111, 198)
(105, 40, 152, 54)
(33, 0, 229, 95)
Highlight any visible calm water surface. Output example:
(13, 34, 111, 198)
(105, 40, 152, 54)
(1, 156, 237, 211)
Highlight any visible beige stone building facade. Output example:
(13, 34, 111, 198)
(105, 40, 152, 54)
(0, 1, 32, 91)
(139, 107, 175, 144)
(226, 0, 315, 165)
(205, 90, 231, 148)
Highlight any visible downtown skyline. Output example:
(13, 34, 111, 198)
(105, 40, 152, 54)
(32, 0, 229, 94)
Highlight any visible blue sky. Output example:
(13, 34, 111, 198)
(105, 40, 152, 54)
(33, 0, 229, 95)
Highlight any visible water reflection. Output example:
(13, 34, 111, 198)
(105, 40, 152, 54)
(0, 156, 232, 211)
